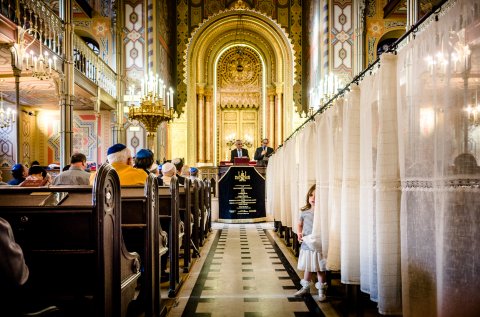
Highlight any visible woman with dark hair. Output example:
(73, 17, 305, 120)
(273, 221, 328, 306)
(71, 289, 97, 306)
(7, 164, 27, 185)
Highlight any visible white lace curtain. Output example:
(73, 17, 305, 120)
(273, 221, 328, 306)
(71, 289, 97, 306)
(265, 0, 479, 315)
(397, 0, 480, 316)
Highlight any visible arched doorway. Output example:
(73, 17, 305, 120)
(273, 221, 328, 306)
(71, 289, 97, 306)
(217, 46, 262, 161)
(180, 2, 296, 165)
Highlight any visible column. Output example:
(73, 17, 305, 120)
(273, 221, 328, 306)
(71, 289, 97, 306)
(205, 87, 213, 163)
(13, 68, 21, 163)
(113, 0, 126, 146)
(275, 83, 284, 147)
(60, 0, 74, 168)
(197, 83, 206, 162)
(406, 0, 418, 31)
(353, 0, 366, 75)
(267, 86, 275, 146)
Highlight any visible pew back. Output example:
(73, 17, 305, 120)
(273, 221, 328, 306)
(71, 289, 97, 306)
(121, 175, 162, 317)
(0, 164, 140, 317)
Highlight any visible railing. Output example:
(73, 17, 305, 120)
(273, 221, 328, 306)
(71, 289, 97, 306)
(19, 0, 64, 57)
(73, 34, 117, 97)
(0, 0, 117, 99)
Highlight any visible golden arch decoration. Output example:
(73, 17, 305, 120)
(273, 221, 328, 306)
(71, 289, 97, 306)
(180, 3, 297, 165)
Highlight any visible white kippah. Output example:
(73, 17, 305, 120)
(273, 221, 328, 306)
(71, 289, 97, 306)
(149, 163, 159, 173)
(161, 162, 175, 173)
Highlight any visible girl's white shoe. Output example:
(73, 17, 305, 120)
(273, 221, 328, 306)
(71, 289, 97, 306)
(315, 282, 328, 302)
(293, 279, 311, 297)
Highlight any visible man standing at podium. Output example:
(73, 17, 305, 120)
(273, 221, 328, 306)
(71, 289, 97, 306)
(254, 138, 274, 163)
(230, 139, 249, 162)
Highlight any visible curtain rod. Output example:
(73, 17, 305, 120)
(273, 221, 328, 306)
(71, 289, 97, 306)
(275, 0, 450, 152)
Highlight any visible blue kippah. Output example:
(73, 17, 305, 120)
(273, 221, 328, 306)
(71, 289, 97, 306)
(136, 149, 153, 159)
(190, 167, 198, 173)
(107, 143, 127, 155)
(12, 163, 23, 171)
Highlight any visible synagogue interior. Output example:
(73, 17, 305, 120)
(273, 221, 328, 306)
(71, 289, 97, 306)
(0, 0, 479, 316)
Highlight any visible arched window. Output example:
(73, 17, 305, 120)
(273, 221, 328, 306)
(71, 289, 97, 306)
(81, 37, 100, 55)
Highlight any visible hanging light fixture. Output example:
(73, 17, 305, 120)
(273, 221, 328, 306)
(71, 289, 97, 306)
(127, 72, 175, 150)
(16, 27, 57, 80)
(234, 12, 245, 72)
(0, 92, 15, 129)
(465, 89, 480, 127)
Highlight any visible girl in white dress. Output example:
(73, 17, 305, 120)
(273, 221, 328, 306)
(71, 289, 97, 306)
(293, 184, 327, 301)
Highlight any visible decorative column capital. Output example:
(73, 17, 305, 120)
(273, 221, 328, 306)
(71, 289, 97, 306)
(274, 82, 284, 95)
(196, 83, 206, 95)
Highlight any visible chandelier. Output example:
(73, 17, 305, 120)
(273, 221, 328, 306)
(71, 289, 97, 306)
(0, 93, 15, 129)
(127, 73, 174, 150)
(16, 27, 58, 80)
(465, 89, 480, 127)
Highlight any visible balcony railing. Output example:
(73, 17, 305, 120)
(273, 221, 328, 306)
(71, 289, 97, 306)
(73, 34, 117, 98)
(1, 0, 117, 99)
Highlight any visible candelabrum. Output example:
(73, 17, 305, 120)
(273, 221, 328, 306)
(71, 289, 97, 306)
(308, 72, 344, 116)
(17, 27, 57, 80)
(465, 89, 480, 127)
(128, 76, 175, 152)
(243, 138, 252, 148)
(0, 93, 15, 129)
(226, 136, 236, 149)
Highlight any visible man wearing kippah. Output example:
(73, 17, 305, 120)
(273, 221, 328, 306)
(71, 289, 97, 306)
(189, 167, 199, 181)
(107, 144, 148, 185)
(134, 149, 155, 175)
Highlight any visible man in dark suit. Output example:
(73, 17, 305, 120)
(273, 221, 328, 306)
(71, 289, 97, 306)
(230, 139, 249, 162)
(254, 138, 274, 165)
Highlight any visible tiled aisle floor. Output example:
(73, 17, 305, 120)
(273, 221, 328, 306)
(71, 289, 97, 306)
(167, 223, 326, 317)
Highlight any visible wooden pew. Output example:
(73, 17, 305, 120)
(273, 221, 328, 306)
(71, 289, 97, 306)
(121, 174, 168, 317)
(190, 179, 201, 254)
(197, 179, 206, 246)
(0, 164, 140, 317)
(203, 178, 212, 235)
(178, 178, 192, 272)
(157, 176, 182, 298)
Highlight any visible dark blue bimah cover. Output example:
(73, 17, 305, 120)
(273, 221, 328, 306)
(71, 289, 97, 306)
(219, 166, 266, 222)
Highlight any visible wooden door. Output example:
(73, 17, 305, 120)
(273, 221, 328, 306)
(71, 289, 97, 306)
(220, 109, 258, 162)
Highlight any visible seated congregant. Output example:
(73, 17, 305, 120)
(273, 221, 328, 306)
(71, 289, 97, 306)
(172, 158, 185, 185)
(181, 165, 191, 178)
(52, 153, 90, 185)
(0, 217, 29, 288)
(0, 170, 7, 186)
(160, 162, 176, 186)
(0, 217, 29, 314)
(7, 164, 27, 185)
(107, 144, 148, 186)
(19, 165, 50, 187)
(189, 167, 199, 181)
(149, 163, 160, 176)
(134, 149, 155, 175)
